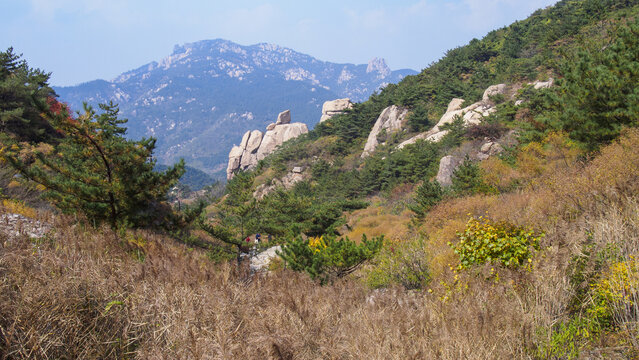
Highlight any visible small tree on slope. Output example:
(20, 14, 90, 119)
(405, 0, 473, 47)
(3, 101, 184, 228)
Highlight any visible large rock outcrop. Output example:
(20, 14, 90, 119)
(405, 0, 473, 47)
(256, 123, 308, 161)
(320, 98, 353, 123)
(398, 84, 510, 149)
(226, 110, 308, 179)
(436, 156, 461, 187)
(361, 105, 409, 158)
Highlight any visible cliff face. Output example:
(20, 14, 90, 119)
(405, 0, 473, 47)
(226, 110, 308, 179)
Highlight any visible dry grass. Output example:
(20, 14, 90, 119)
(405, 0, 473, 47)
(0, 212, 536, 359)
(1, 131, 639, 359)
(344, 199, 414, 243)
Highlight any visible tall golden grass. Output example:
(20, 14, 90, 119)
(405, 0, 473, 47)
(0, 129, 638, 358)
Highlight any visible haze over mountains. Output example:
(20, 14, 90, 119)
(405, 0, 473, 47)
(54, 39, 416, 177)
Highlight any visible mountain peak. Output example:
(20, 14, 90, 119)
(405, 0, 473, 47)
(367, 57, 391, 77)
(55, 41, 417, 176)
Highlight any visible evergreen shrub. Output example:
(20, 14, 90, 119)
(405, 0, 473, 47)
(278, 234, 383, 284)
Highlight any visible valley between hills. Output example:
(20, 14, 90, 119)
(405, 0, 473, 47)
(1, 0, 639, 358)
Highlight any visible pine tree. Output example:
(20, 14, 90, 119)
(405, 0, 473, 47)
(3, 101, 184, 228)
(0, 47, 56, 142)
(408, 180, 443, 219)
(278, 234, 383, 284)
(451, 156, 484, 196)
(199, 171, 257, 265)
(540, 19, 639, 150)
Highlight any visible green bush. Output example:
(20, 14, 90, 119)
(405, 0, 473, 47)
(450, 216, 543, 269)
(450, 156, 492, 196)
(365, 237, 431, 290)
(535, 317, 599, 360)
(408, 180, 442, 220)
(278, 234, 383, 285)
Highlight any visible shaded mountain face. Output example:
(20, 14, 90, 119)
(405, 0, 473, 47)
(54, 39, 416, 177)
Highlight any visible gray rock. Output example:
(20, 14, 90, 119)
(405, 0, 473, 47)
(292, 166, 303, 173)
(532, 78, 554, 90)
(250, 246, 282, 272)
(239, 152, 258, 169)
(482, 84, 507, 102)
(436, 155, 461, 187)
(361, 105, 409, 157)
(480, 141, 504, 156)
(239, 130, 251, 150)
(227, 110, 309, 179)
(426, 130, 449, 142)
(256, 123, 308, 161)
(320, 98, 353, 123)
(397, 84, 506, 150)
(489, 142, 504, 155)
(226, 145, 244, 179)
(275, 109, 291, 125)
(397, 133, 428, 149)
(480, 142, 494, 153)
(446, 98, 465, 113)
(244, 130, 263, 155)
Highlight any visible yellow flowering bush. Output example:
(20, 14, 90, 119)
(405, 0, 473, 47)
(589, 257, 639, 329)
(308, 236, 327, 253)
(450, 216, 543, 269)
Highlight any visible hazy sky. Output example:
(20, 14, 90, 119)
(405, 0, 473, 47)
(1, 0, 558, 87)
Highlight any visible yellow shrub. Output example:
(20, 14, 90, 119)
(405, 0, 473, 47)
(589, 257, 639, 328)
(450, 216, 543, 269)
(2, 199, 37, 219)
(344, 203, 412, 243)
(308, 236, 327, 253)
(480, 157, 520, 192)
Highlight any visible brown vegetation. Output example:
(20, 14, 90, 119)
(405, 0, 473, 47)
(1, 130, 639, 359)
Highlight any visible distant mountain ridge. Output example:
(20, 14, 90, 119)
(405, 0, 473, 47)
(54, 39, 417, 177)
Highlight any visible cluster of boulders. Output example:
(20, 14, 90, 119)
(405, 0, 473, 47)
(435, 137, 507, 186)
(359, 79, 553, 186)
(226, 78, 554, 192)
(397, 84, 511, 149)
(226, 110, 308, 179)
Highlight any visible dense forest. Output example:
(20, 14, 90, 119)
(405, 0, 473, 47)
(1, 0, 639, 358)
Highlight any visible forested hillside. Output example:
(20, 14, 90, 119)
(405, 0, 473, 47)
(1, 0, 639, 358)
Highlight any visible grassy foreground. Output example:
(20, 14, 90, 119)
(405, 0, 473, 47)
(1, 129, 638, 359)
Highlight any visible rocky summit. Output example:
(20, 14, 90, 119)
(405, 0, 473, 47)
(227, 110, 308, 179)
(54, 40, 416, 177)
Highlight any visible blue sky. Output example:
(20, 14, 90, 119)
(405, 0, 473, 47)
(1, 0, 558, 86)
